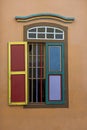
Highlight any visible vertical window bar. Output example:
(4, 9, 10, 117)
(36, 27, 38, 39)
(27, 30, 29, 39)
(44, 45, 45, 78)
(63, 32, 64, 40)
(40, 44, 42, 102)
(31, 44, 33, 102)
(36, 44, 38, 102)
(45, 27, 47, 39)
(54, 28, 56, 39)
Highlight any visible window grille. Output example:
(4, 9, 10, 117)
(28, 43, 45, 103)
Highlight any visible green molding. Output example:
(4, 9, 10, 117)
(15, 13, 75, 23)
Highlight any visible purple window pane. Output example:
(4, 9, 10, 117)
(49, 75, 61, 101)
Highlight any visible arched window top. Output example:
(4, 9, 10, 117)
(27, 26, 64, 40)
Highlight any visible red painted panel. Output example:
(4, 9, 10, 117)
(11, 75, 25, 102)
(11, 45, 25, 71)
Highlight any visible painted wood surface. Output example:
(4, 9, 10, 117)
(49, 75, 61, 101)
(11, 45, 25, 71)
(15, 13, 75, 23)
(46, 43, 65, 104)
(8, 42, 28, 105)
(11, 75, 25, 102)
(49, 46, 61, 72)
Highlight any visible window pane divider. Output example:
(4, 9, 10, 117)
(36, 44, 38, 102)
(31, 44, 33, 102)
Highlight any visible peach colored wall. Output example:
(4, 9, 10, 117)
(0, 0, 87, 130)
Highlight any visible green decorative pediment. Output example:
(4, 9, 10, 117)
(15, 13, 75, 23)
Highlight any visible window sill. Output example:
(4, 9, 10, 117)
(24, 102, 69, 108)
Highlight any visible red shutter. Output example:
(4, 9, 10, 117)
(8, 42, 28, 105)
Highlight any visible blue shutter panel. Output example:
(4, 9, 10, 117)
(49, 46, 61, 72)
(46, 43, 65, 104)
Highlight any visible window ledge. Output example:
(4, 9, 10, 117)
(24, 103, 69, 108)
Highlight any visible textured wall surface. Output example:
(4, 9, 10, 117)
(0, 0, 87, 130)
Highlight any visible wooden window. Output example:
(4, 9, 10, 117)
(8, 23, 68, 108)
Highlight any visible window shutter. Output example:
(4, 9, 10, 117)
(8, 42, 28, 105)
(46, 43, 65, 105)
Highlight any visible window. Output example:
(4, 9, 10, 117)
(27, 26, 64, 40)
(8, 24, 68, 108)
(28, 43, 45, 103)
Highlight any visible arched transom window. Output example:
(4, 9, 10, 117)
(27, 26, 64, 40)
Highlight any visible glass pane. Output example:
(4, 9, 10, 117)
(29, 54, 36, 66)
(33, 56, 36, 67)
(55, 29, 63, 33)
(29, 68, 32, 78)
(29, 56, 36, 67)
(32, 68, 44, 78)
(38, 68, 44, 78)
(38, 28, 45, 32)
(29, 28, 36, 32)
(37, 45, 44, 55)
(38, 79, 45, 102)
(28, 44, 36, 55)
(42, 45, 45, 55)
(55, 34, 63, 39)
(29, 56, 32, 67)
(29, 79, 32, 102)
(29, 33, 36, 38)
(49, 46, 61, 71)
(33, 79, 36, 102)
(47, 34, 54, 39)
(49, 75, 61, 101)
(29, 45, 32, 55)
(47, 28, 54, 32)
(29, 79, 45, 102)
(33, 44, 36, 55)
(33, 68, 36, 78)
(38, 56, 44, 67)
(38, 34, 45, 38)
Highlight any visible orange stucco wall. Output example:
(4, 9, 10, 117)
(0, 0, 87, 130)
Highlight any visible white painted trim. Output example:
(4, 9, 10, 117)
(27, 26, 64, 40)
